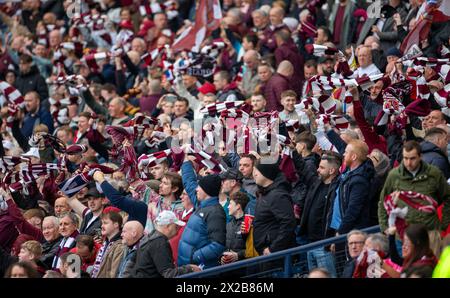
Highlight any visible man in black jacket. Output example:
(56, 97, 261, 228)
(421, 127, 450, 179)
(252, 161, 296, 257)
(129, 211, 200, 278)
(40, 216, 62, 269)
(15, 54, 48, 103)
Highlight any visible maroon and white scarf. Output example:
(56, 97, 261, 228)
(0, 81, 25, 132)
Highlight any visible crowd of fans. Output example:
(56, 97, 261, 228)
(0, 0, 450, 279)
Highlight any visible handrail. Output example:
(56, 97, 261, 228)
(180, 225, 381, 278)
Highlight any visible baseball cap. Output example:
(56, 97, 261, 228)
(318, 56, 334, 64)
(219, 168, 244, 182)
(85, 186, 102, 199)
(155, 210, 186, 227)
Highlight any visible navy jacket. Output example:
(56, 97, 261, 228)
(421, 141, 450, 179)
(21, 105, 54, 139)
(100, 181, 147, 228)
(179, 162, 226, 268)
(333, 160, 375, 234)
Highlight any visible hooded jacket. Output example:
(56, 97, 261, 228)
(253, 173, 297, 254)
(421, 141, 450, 179)
(14, 65, 48, 101)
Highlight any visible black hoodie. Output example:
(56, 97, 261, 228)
(253, 173, 297, 255)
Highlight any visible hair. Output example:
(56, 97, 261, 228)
(341, 129, 359, 140)
(101, 211, 123, 228)
(274, 29, 291, 43)
(308, 267, 331, 278)
(296, 131, 317, 151)
(43, 270, 64, 278)
(424, 127, 447, 143)
(175, 97, 189, 108)
(252, 9, 267, 17)
(280, 90, 297, 100)
(101, 83, 117, 94)
(163, 172, 183, 198)
(63, 212, 80, 228)
(33, 124, 49, 134)
(23, 209, 46, 221)
(230, 191, 249, 211)
(21, 240, 43, 259)
(215, 70, 231, 83)
(44, 216, 59, 227)
(76, 235, 95, 251)
(78, 111, 92, 119)
(348, 140, 369, 162)
(347, 230, 368, 241)
(403, 140, 422, 155)
(59, 252, 75, 265)
(19, 54, 33, 64)
(321, 150, 342, 170)
(57, 125, 74, 136)
(367, 233, 389, 254)
(304, 59, 317, 68)
(244, 35, 259, 48)
(317, 26, 332, 41)
(240, 153, 257, 165)
(401, 265, 434, 278)
(4, 261, 39, 278)
(403, 224, 434, 270)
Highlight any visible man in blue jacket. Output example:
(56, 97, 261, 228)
(179, 159, 226, 269)
(21, 91, 54, 139)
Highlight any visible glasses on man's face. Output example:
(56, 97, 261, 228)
(348, 241, 365, 247)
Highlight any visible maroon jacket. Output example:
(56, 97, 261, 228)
(353, 100, 387, 154)
(139, 94, 161, 115)
(264, 73, 291, 112)
(274, 41, 304, 95)
(261, 24, 289, 52)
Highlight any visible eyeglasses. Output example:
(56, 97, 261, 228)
(348, 241, 365, 246)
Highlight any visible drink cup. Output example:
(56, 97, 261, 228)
(243, 215, 254, 233)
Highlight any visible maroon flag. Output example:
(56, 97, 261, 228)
(172, 0, 222, 52)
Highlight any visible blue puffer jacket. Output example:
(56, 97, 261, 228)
(179, 162, 226, 268)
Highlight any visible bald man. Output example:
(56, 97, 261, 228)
(241, 50, 260, 97)
(54, 197, 71, 218)
(261, 6, 288, 52)
(423, 110, 447, 131)
(264, 60, 294, 112)
(353, 46, 381, 78)
(117, 221, 145, 278)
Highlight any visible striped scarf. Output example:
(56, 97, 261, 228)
(0, 81, 25, 133)
(384, 191, 438, 239)
(52, 230, 79, 270)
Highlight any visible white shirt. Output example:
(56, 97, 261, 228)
(353, 63, 381, 78)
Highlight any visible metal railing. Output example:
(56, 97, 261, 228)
(180, 225, 380, 278)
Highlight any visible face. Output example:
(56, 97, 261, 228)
(244, 55, 257, 70)
(10, 266, 28, 278)
(5, 72, 15, 85)
(357, 48, 372, 68)
(24, 93, 39, 113)
(121, 224, 135, 246)
(402, 235, 412, 258)
(426, 111, 446, 128)
(343, 144, 356, 168)
(251, 95, 266, 112)
(348, 234, 366, 258)
(87, 197, 103, 213)
(281, 96, 296, 112)
(108, 99, 123, 118)
(252, 12, 266, 28)
(56, 130, 72, 145)
(182, 75, 196, 89)
(269, 8, 283, 25)
(304, 65, 317, 80)
(317, 28, 329, 44)
(203, 95, 216, 106)
(321, 60, 334, 75)
(49, 30, 61, 48)
(228, 200, 241, 217)
(174, 101, 188, 117)
(159, 176, 176, 197)
(252, 167, 267, 186)
(196, 186, 208, 201)
(213, 74, 226, 91)
(18, 248, 34, 262)
(27, 216, 42, 230)
(59, 216, 77, 238)
(54, 198, 70, 217)
(258, 65, 272, 82)
(120, 9, 131, 22)
(221, 179, 236, 194)
(165, 223, 179, 239)
(154, 13, 167, 29)
(77, 116, 90, 132)
(239, 157, 253, 178)
(402, 149, 421, 173)
(151, 164, 168, 180)
(42, 218, 59, 242)
(369, 81, 383, 100)
(317, 160, 333, 181)
(34, 44, 46, 57)
(76, 244, 92, 260)
(101, 217, 118, 238)
(162, 101, 174, 115)
(181, 191, 192, 210)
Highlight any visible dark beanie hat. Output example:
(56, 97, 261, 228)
(198, 174, 222, 197)
(255, 161, 279, 181)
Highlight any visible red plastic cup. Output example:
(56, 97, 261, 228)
(243, 215, 254, 233)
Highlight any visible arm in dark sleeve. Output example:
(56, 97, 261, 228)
(269, 195, 296, 252)
(152, 240, 193, 278)
(88, 139, 110, 161)
(338, 179, 370, 234)
(326, 129, 347, 155)
(115, 69, 127, 96)
(192, 208, 226, 265)
(81, 89, 108, 116)
(0, 245, 18, 277)
(388, 234, 403, 266)
(100, 181, 147, 227)
(36, 75, 49, 101)
(11, 190, 38, 210)
(222, 153, 240, 169)
(121, 54, 140, 76)
(7, 200, 45, 242)
(11, 119, 30, 152)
